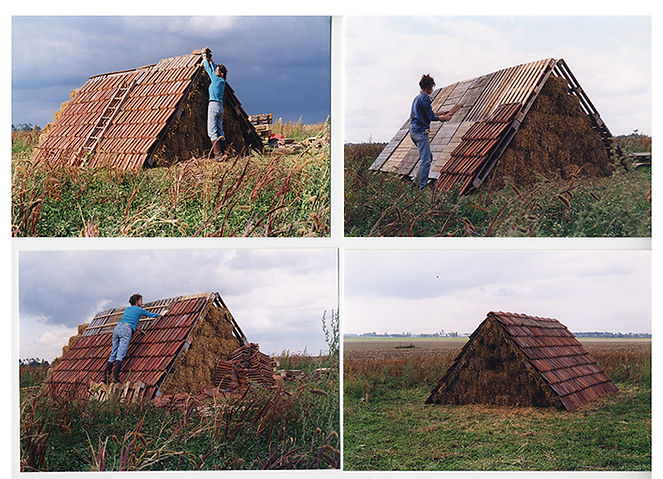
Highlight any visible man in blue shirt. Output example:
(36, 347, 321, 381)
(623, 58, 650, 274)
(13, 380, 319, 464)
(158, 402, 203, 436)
(201, 47, 228, 160)
(410, 74, 462, 189)
(104, 294, 160, 383)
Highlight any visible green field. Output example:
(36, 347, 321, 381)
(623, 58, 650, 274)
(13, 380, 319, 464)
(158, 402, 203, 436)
(344, 138, 651, 237)
(12, 122, 329, 237)
(343, 339, 651, 471)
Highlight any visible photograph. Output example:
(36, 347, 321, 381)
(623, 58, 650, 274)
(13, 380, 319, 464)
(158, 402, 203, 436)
(18, 249, 339, 471)
(344, 16, 651, 237)
(343, 249, 651, 470)
(12, 16, 331, 237)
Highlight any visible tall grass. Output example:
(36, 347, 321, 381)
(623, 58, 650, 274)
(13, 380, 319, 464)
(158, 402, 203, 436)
(344, 347, 650, 403)
(345, 142, 651, 237)
(20, 373, 339, 471)
(11, 123, 329, 237)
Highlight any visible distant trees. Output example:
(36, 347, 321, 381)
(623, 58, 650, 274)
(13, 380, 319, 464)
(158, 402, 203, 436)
(11, 123, 40, 132)
(19, 358, 49, 366)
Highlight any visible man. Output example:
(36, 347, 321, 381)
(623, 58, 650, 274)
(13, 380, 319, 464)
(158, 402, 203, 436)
(201, 47, 228, 160)
(104, 294, 160, 383)
(410, 74, 462, 189)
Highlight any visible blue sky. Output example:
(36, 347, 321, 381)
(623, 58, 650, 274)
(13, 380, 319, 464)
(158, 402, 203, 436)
(344, 250, 651, 335)
(345, 16, 651, 142)
(12, 16, 331, 127)
(19, 249, 338, 361)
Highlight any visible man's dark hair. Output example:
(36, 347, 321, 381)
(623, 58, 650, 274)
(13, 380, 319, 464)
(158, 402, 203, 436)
(419, 74, 436, 91)
(129, 294, 142, 306)
(216, 64, 228, 79)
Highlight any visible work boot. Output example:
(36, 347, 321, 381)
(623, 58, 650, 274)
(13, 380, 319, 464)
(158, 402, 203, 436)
(212, 139, 225, 160)
(113, 360, 123, 383)
(104, 361, 114, 383)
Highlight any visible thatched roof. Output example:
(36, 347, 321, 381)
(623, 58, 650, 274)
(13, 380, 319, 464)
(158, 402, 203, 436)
(426, 311, 618, 410)
(33, 53, 263, 169)
(43, 292, 248, 399)
(370, 58, 612, 193)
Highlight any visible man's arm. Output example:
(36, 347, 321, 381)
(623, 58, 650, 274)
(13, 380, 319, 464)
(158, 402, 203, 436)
(420, 95, 438, 124)
(137, 307, 160, 319)
(199, 47, 215, 77)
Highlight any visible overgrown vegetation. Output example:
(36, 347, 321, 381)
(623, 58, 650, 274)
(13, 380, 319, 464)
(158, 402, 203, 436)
(11, 122, 329, 237)
(345, 135, 651, 237)
(343, 339, 651, 471)
(20, 354, 339, 471)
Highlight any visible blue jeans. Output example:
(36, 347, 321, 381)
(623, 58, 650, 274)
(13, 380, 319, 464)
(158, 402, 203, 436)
(411, 131, 432, 189)
(207, 101, 225, 141)
(109, 323, 133, 362)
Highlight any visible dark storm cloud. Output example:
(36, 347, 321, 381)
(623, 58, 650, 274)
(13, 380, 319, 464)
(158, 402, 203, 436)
(12, 16, 330, 127)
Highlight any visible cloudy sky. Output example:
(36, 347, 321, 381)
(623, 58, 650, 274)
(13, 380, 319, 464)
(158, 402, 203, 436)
(12, 16, 330, 128)
(344, 250, 651, 335)
(18, 249, 337, 362)
(344, 16, 651, 143)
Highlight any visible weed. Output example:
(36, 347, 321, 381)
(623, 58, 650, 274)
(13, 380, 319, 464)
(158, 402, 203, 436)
(343, 339, 651, 470)
(11, 123, 330, 237)
(344, 141, 651, 237)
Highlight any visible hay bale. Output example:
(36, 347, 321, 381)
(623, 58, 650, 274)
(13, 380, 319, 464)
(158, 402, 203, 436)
(159, 304, 241, 395)
(427, 319, 558, 407)
(38, 90, 78, 142)
(491, 75, 611, 188)
(45, 322, 89, 381)
(150, 73, 212, 165)
(150, 74, 250, 166)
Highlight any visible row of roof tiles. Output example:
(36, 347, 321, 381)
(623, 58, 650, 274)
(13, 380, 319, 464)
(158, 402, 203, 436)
(44, 295, 214, 399)
(510, 335, 580, 348)
(559, 381, 618, 410)
(33, 55, 206, 169)
(540, 363, 605, 385)
(519, 345, 589, 361)
(529, 355, 600, 372)
(548, 372, 613, 397)
(492, 311, 571, 325)
(491, 311, 618, 410)
(435, 103, 521, 193)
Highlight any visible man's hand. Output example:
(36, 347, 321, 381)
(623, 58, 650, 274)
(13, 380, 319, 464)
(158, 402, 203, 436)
(437, 104, 463, 121)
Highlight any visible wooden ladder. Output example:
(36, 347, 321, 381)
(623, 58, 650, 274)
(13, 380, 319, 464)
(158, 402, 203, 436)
(71, 75, 139, 167)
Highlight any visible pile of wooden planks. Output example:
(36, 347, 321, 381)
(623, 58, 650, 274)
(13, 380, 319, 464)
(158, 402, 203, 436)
(214, 343, 276, 392)
(248, 113, 273, 139)
(88, 380, 146, 403)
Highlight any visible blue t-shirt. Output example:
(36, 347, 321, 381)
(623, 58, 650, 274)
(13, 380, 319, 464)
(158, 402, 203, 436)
(119, 306, 159, 331)
(410, 92, 440, 134)
(203, 59, 226, 103)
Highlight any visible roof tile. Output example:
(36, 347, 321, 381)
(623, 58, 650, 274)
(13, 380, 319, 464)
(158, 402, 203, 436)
(489, 311, 618, 410)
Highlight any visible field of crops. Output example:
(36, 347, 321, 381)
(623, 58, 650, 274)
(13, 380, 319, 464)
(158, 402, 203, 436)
(344, 338, 651, 471)
(11, 121, 329, 237)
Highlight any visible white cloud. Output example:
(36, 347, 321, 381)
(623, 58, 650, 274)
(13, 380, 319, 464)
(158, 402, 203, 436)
(344, 16, 651, 142)
(19, 314, 78, 362)
(344, 250, 651, 334)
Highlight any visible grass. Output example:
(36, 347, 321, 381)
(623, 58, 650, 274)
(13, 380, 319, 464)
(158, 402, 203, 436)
(344, 139, 651, 237)
(20, 355, 339, 471)
(343, 339, 651, 471)
(11, 122, 329, 237)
